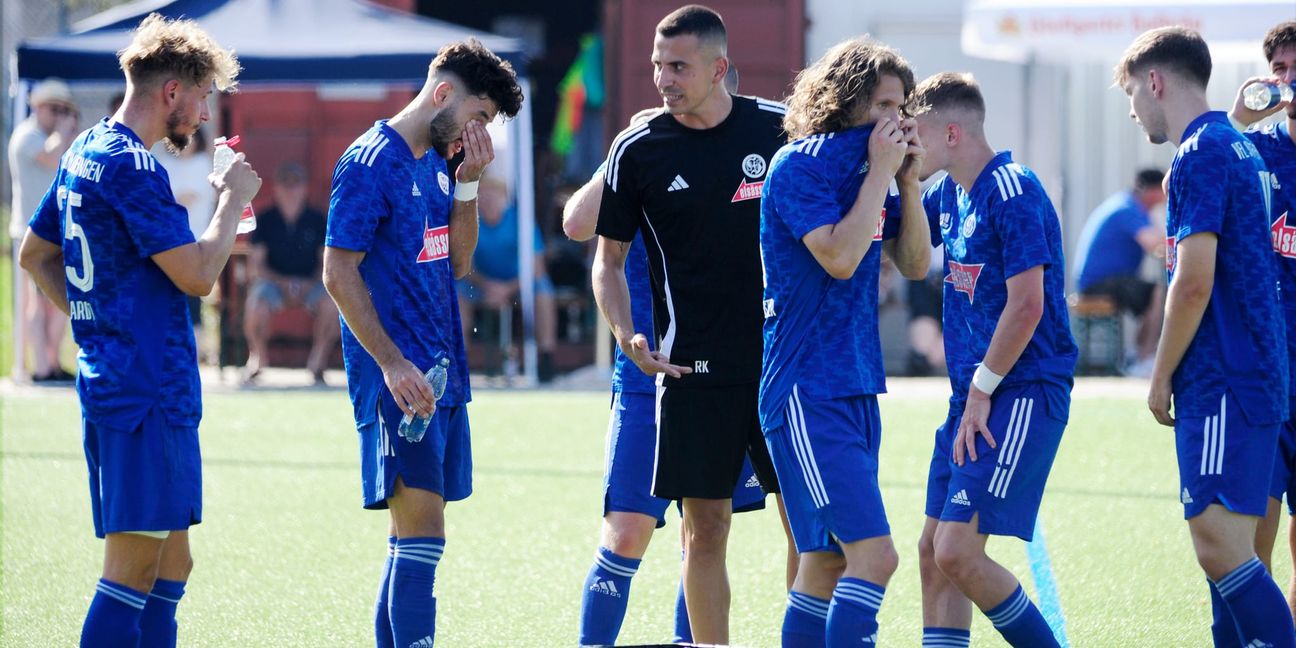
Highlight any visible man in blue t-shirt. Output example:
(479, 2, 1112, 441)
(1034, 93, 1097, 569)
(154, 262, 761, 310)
(19, 14, 258, 646)
(1072, 168, 1167, 370)
(912, 73, 1077, 648)
(759, 38, 932, 646)
(322, 40, 522, 648)
(1227, 18, 1296, 623)
(1119, 26, 1294, 647)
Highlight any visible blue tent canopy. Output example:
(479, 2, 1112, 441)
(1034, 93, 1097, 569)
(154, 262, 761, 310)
(16, 0, 524, 83)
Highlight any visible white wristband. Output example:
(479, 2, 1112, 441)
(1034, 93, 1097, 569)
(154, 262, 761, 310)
(453, 180, 479, 202)
(971, 363, 1004, 395)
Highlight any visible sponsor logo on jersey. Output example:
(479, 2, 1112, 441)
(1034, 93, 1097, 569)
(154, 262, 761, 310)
(1273, 212, 1296, 259)
(731, 179, 764, 202)
(416, 225, 450, 263)
(742, 153, 767, 179)
(945, 261, 985, 304)
(873, 209, 888, 242)
(437, 171, 450, 195)
(1165, 236, 1177, 272)
(961, 214, 977, 238)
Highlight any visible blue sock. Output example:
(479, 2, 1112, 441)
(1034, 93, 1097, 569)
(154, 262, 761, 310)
(1213, 557, 1296, 648)
(375, 537, 397, 648)
(139, 578, 185, 648)
(81, 579, 147, 648)
(782, 590, 829, 647)
(984, 585, 1059, 648)
(922, 627, 971, 647)
(1209, 579, 1243, 648)
(578, 546, 640, 646)
(672, 577, 692, 644)
(388, 537, 444, 648)
(826, 577, 885, 646)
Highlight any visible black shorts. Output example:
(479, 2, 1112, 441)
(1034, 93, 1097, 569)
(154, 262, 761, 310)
(654, 382, 780, 500)
(1081, 276, 1155, 315)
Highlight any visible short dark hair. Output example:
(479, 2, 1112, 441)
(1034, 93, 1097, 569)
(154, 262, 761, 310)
(1134, 168, 1164, 191)
(1115, 26, 1211, 89)
(913, 72, 985, 123)
(657, 5, 727, 51)
(430, 39, 524, 120)
(1264, 21, 1296, 63)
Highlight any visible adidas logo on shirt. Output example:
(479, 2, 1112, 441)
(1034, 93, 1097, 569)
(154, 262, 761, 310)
(745, 474, 761, 489)
(411, 181, 422, 197)
(589, 580, 623, 597)
(1244, 640, 1274, 648)
(950, 489, 971, 506)
(667, 175, 690, 192)
(408, 636, 434, 648)
(1181, 488, 1194, 504)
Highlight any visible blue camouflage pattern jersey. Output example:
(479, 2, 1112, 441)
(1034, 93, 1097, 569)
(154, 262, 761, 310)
(1166, 112, 1287, 422)
(327, 121, 471, 424)
(759, 125, 902, 430)
(1243, 120, 1296, 414)
(921, 151, 1077, 407)
(29, 119, 199, 430)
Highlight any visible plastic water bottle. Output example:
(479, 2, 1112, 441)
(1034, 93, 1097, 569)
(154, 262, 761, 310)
(213, 135, 257, 233)
(1243, 81, 1295, 111)
(398, 357, 451, 443)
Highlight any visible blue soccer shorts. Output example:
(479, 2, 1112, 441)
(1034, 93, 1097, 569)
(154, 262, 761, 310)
(603, 391, 767, 527)
(84, 406, 202, 539)
(1273, 417, 1296, 515)
(1176, 393, 1280, 520)
(359, 392, 472, 510)
(925, 382, 1068, 541)
(765, 387, 889, 554)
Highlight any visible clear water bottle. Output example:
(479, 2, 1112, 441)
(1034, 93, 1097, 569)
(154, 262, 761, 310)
(398, 357, 451, 443)
(1243, 81, 1295, 111)
(213, 135, 257, 233)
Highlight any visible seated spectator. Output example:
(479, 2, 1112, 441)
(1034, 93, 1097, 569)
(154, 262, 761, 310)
(458, 172, 558, 382)
(907, 246, 946, 376)
(1072, 168, 1167, 374)
(156, 127, 215, 361)
(242, 162, 338, 385)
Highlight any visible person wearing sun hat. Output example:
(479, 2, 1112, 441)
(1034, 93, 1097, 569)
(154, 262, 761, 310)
(9, 77, 80, 382)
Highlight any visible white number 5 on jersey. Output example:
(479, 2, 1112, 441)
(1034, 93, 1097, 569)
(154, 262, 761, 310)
(61, 188, 94, 292)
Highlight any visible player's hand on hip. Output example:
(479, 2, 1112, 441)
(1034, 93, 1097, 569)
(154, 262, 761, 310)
(1231, 76, 1288, 128)
(868, 118, 908, 179)
(211, 152, 262, 206)
(896, 119, 926, 186)
(954, 388, 995, 466)
(382, 357, 437, 418)
(624, 333, 692, 379)
(1147, 374, 1174, 427)
(456, 119, 494, 183)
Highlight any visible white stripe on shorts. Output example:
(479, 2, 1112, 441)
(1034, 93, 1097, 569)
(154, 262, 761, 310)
(787, 386, 830, 508)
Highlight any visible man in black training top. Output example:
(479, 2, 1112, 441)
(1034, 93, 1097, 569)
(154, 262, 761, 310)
(592, 4, 786, 643)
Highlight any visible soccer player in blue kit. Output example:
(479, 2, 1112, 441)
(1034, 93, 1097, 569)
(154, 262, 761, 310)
(1118, 26, 1295, 647)
(759, 38, 932, 646)
(1228, 20, 1296, 621)
(18, 14, 257, 647)
(910, 72, 1077, 648)
(322, 40, 522, 648)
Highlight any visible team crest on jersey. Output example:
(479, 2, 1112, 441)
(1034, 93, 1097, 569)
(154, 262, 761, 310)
(438, 171, 450, 195)
(961, 214, 977, 238)
(1165, 236, 1177, 272)
(1273, 212, 1296, 259)
(742, 153, 767, 179)
(732, 179, 764, 202)
(873, 209, 887, 241)
(416, 225, 450, 263)
(945, 261, 984, 304)
(940, 212, 952, 232)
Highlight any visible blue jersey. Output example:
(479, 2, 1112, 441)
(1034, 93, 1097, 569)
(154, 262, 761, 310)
(28, 119, 198, 430)
(611, 234, 658, 394)
(1243, 120, 1296, 413)
(758, 125, 902, 430)
(921, 152, 1077, 408)
(1073, 191, 1151, 290)
(1166, 112, 1287, 422)
(327, 121, 470, 425)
